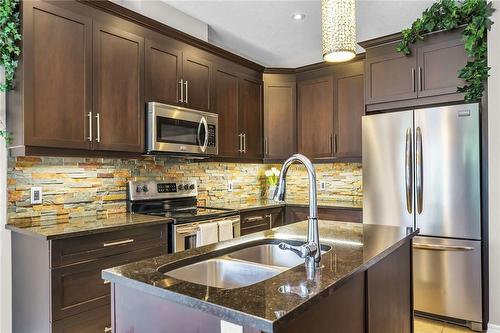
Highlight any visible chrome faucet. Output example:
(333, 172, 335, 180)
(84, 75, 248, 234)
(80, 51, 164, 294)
(273, 154, 320, 268)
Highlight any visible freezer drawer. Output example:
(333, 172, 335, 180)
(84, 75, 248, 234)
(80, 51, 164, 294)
(413, 236, 482, 324)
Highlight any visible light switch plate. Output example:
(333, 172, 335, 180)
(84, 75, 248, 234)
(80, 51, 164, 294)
(320, 181, 326, 190)
(220, 320, 243, 333)
(31, 187, 42, 204)
(227, 181, 234, 192)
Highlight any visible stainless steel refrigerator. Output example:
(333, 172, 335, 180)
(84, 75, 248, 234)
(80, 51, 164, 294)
(362, 103, 482, 331)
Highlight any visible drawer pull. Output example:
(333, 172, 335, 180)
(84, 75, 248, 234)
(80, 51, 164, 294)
(413, 243, 474, 251)
(245, 216, 265, 223)
(103, 239, 134, 247)
(104, 327, 112, 332)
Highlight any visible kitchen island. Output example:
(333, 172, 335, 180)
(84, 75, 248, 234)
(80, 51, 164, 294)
(103, 220, 417, 333)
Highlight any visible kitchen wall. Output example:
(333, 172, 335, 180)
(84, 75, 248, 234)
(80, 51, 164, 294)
(488, 4, 500, 332)
(6, 157, 362, 221)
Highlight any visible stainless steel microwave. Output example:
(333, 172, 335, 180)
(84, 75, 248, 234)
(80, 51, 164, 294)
(146, 102, 218, 156)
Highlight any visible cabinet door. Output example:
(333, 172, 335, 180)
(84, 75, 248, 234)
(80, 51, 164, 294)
(213, 67, 240, 157)
(365, 43, 417, 104)
(263, 75, 296, 160)
(145, 39, 182, 105)
(93, 23, 144, 152)
(23, 1, 92, 149)
(182, 54, 211, 112)
(297, 76, 334, 159)
(417, 38, 467, 98)
(239, 76, 263, 159)
(334, 73, 364, 159)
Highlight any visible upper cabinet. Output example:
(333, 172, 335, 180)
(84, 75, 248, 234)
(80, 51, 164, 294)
(93, 23, 144, 152)
(20, 1, 93, 151)
(145, 40, 212, 112)
(296, 59, 365, 162)
(363, 29, 467, 111)
(263, 74, 296, 161)
(212, 64, 263, 161)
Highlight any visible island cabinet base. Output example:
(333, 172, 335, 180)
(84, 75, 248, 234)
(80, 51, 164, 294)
(110, 241, 413, 333)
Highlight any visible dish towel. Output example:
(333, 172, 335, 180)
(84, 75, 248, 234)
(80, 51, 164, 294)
(218, 220, 234, 242)
(196, 222, 219, 247)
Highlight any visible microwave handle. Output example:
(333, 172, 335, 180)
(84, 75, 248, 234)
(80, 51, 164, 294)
(198, 116, 209, 152)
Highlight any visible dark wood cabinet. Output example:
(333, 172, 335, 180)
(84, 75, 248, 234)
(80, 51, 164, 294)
(93, 23, 144, 153)
(20, 1, 92, 150)
(263, 74, 296, 161)
(362, 28, 467, 111)
(239, 76, 263, 159)
(334, 63, 365, 159)
(145, 39, 182, 105)
(285, 206, 362, 224)
(240, 208, 284, 236)
(183, 54, 212, 112)
(12, 224, 169, 333)
(213, 67, 240, 157)
(297, 76, 335, 159)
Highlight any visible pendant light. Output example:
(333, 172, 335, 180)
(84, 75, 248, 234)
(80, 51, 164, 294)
(321, 0, 356, 62)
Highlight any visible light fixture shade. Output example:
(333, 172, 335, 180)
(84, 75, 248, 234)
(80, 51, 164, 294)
(321, 0, 356, 62)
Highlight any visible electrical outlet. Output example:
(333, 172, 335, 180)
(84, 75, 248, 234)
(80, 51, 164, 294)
(31, 187, 42, 204)
(320, 181, 326, 190)
(227, 181, 234, 192)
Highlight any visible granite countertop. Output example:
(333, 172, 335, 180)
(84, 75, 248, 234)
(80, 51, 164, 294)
(102, 220, 416, 332)
(206, 199, 362, 212)
(5, 213, 173, 240)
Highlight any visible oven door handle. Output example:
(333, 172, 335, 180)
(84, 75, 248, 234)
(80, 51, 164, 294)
(198, 116, 209, 153)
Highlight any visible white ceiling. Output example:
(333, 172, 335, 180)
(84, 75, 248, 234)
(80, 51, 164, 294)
(160, 0, 434, 68)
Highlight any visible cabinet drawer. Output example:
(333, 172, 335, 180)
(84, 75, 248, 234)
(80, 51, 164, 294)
(52, 245, 165, 321)
(51, 224, 168, 267)
(52, 304, 111, 333)
(240, 211, 271, 230)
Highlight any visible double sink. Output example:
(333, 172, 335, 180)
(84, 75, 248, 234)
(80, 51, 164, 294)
(159, 240, 331, 289)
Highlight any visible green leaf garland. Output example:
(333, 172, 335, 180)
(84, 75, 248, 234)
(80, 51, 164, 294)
(396, 0, 494, 102)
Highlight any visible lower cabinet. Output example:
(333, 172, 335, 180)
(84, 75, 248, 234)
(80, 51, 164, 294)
(285, 206, 362, 224)
(240, 208, 284, 236)
(12, 223, 169, 333)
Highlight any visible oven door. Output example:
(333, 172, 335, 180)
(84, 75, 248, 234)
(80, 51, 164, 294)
(173, 217, 240, 253)
(147, 102, 218, 155)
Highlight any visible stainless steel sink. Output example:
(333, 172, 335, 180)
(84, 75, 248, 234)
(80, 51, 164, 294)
(227, 244, 304, 268)
(162, 241, 332, 289)
(165, 258, 285, 289)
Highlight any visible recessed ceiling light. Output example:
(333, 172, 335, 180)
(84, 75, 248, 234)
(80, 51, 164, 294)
(292, 13, 306, 20)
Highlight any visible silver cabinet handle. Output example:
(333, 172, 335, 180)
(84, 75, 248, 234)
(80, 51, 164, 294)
(329, 134, 333, 153)
(411, 68, 416, 92)
(238, 133, 243, 153)
(184, 80, 189, 104)
(405, 128, 413, 214)
(413, 243, 474, 251)
(264, 137, 269, 156)
(103, 239, 134, 247)
(416, 127, 423, 214)
(419, 67, 423, 91)
(333, 134, 337, 154)
(245, 216, 265, 223)
(242, 133, 246, 153)
(178, 79, 184, 103)
(95, 113, 101, 143)
(87, 112, 93, 142)
(104, 327, 112, 333)
(266, 214, 272, 228)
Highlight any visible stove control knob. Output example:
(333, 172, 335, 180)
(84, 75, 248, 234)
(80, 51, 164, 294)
(142, 185, 149, 193)
(178, 184, 184, 191)
(136, 185, 143, 193)
(189, 184, 195, 190)
(184, 184, 189, 190)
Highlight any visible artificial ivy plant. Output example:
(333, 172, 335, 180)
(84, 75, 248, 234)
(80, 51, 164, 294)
(0, 0, 20, 143)
(396, 0, 494, 102)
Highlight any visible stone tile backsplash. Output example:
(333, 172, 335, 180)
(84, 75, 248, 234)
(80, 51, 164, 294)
(7, 156, 362, 221)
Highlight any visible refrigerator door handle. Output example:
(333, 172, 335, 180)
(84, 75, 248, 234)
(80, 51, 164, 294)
(413, 242, 474, 251)
(416, 127, 423, 214)
(405, 128, 413, 214)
